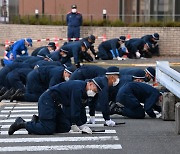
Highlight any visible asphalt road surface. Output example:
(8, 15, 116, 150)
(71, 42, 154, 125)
(0, 101, 179, 154)
(0, 58, 180, 154)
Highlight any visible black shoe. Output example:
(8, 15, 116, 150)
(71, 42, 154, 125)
(109, 101, 115, 107)
(110, 103, 123, 115)
(31, 115, 39, 123)
(10, 89, 24, 102)
(0, 88, 15, 102)
(8, 117, 26, 135)
(10, 92, 25, 102)
(0, 87, 7, 96)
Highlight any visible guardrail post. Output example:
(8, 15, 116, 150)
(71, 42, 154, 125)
(175, 103, 180, 134)
(162, 92, 176, 121)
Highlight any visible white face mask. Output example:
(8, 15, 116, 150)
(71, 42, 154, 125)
(61, 53, 67, 57)
(72, 9, 77, 13)
(65, 77, 69, 81)
(25, 44, 29, 48)
(113, 78, 120, 86)
(87, 90, 96, 97)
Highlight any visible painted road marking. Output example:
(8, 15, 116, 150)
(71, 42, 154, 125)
(0, 118, 105, 123)
(0, 114, 103, 118)
(1, 110, 38, 113)
(0, 130, 116, 135)
(83, 62, 180, 67)
(4, 106, 38, 109)
(0, 119, 31, 122)
(0, 144, 122, 151)
(1, 124, 104, 129)
(0, 104, 122, 152)
(0, 136, 119, 142)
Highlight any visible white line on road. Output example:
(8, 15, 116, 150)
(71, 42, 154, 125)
(0, 130, 116, 135)
(0, 118, 105, 123)
(4, 106, 38, 109)
(0, 114, 103, 118)
(0, 119, 31, 122)
(0, 114, 34, 118)
(1, 110, 38, 113)
(1, 123, 106, 129)
(0, 144, 122, 151)
(0, 136, 119, 143)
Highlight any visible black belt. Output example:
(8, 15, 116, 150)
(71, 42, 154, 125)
(69, 26, 79, 27)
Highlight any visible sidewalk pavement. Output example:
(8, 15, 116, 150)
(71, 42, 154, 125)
(83, 56, 180, 67)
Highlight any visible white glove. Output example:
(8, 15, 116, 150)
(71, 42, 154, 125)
(87, 116, 95, 124)
(21, 50, 26, 54)
(135, 51, 141, 58)
(71, 125, 81, 132)
(79, 125, 92, 134)
(105, 119, 116, 127)
(117, 57, 123, 61)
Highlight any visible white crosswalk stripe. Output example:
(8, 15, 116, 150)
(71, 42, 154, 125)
(0, 136, 119, 142)
(0, 103, 122, 151)
(0, 129, 117, 135)
(0, 118, 105, 123)
(1, 123, 107, 128)
(0, 144, 122, 152)
(1, 110, 38, 113)
(4, 106, 38, 109)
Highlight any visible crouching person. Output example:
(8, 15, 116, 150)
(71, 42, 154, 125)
(115, 82, 162, 119)
(8, 77, 103, 135)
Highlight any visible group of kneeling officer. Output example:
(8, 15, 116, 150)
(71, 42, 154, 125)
(4, 63, 161, 135)
(0, 35, 162, 135)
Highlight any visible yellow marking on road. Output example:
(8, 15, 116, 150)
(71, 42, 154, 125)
(83, 62, 180, 67)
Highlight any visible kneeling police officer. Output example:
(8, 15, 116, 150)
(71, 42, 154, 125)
(8, 77, 104, 135)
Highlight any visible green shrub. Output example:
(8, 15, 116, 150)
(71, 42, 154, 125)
(8, 15, 180, 27)
(165, 21, 180, 27)
(110, 19, 126, 27)
(128, 22, 144, 27)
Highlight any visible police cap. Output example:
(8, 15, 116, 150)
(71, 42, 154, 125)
(71, 4, 77, 9)
(65, 66, 76, 74)
(145, 67, 155, 79)
(152, 33, 159, 40)
(132, 70, 145, 79)
(91, 77, 104, 91)
(47, 42, 56, 50)
(25, 38, 33, 47)
(119, 36, 126, 42)
(88, 35, 96, 43)
(106, 66, 120, 75)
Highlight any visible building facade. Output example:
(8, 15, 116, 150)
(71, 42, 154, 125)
(0, 0, 179, 23)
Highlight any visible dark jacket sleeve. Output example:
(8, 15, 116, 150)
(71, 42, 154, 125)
(144, 91, 160, 118)
(70, 89, 84, 126)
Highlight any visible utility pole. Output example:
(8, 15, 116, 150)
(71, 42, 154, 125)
(42, 0, 45, 15)
(2, 0, 7, 23)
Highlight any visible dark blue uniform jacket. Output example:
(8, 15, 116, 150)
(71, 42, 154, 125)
(60, 41, 83, 65)
(66, 12, 82, 27)
(48, 80, 89, 126)
(125, 38, 145, 55)
(99, 38, 120, 54)
(37, 66, 65, 87)
(70, 65, 106, 80)
(116, 82, 160, 118)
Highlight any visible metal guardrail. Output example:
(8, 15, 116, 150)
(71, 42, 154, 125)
(156, 61, 180, 98)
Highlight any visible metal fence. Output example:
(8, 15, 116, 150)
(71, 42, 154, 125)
(2, 14, 180, 26)
(156, 61, 180, 98)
